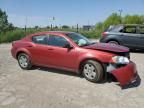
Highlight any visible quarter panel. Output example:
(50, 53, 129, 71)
(100, 34, 123, 45)
(76, 48, 115, 70)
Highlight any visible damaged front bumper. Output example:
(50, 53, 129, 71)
(106, 62, 137, 86)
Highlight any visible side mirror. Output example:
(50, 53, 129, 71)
(64, 43, 73, 49)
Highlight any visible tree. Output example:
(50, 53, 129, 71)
(95, 22, 103, 30)
(95, 22, 104, 36)
(123, 15, 144, 24)
(103, 13, 121, 29)
(140, 15, 144, 24)
(46, 26, 50, 29)
(54, 26, 58, 29)
(0, 8, 14, 32)
(34, 26, 39, 30)
(8, 23, 14, 31)
(62, 25, 70, 29)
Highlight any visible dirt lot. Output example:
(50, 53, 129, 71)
(0, 43, 144, 108)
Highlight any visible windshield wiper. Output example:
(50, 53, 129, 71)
(80, 42, 96, 47)
(90, 42, 96, 45)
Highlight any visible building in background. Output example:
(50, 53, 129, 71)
(83, 25, 95, 31)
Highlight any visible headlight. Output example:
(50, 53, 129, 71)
(112, 56, 129, 64)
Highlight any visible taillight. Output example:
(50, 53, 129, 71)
(12, 41, 15, 47)
(12, 42, 14, 47)
(101, 32, 107, 38)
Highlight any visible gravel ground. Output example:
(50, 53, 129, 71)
(0, 43, 144, 108)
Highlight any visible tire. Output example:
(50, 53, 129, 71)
(82, 60, 103, 83)
(108, 40, 119, 45)
(17, 53, 32, 70)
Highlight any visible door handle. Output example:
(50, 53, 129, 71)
(27, 45, 33, 47)
(48, 48, 54, 50)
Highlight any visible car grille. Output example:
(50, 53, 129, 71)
(124, 52, 130, 59)
(118, 51, 130, 59)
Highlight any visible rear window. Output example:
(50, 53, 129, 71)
(105, 25, 123, 32)
(139, 26, 144, 34)
(123, 26, 136, 33)
(32, 35, 47, 45)
(105, 25, 115, 31)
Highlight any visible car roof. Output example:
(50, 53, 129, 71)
(33, 31, 74, 35)
(26, 31, 75, 37)
(23, 31, 76, 41)
(111, 24, 144, 27)
(47, 31, 74, 33)
(106, 24, 144, 32)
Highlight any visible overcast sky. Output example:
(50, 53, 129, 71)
(0, 0, 144, 27)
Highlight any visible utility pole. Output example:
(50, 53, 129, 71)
(76, 24, 79, 33)
(51, 24, 53, 30)
(50, 17, 55, 31)
(25, 16, 27, 35)
(88, 20, 90, 31)
(118, 9, 123, 24)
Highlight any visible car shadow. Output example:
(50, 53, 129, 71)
(32, 66, 83, 78)
(106, 73, 141, 89)
(121, 75, 141, 89)
(112, 74, 141, 89)
(32, 66, 141, 89)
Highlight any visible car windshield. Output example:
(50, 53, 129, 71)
(66, 33, 94, 47)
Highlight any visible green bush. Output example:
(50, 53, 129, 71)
(1, 12, 144, 43)
(0, 29, 24, 43)
(0, 28, 46, 43)
(80, 31, 100, 39)
(0, 29, 100, 43)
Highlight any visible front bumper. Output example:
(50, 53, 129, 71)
(108, 62, 137, 86)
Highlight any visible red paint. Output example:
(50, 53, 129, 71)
(11, 31, 137, 86)
(112, 62, 137, 86)
(83, 43, 129, 53)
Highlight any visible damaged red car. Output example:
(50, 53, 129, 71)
(11, 31, 138, 86)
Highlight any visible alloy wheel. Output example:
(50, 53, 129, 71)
(83, 63, 97, 80)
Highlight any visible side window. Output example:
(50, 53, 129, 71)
(48, 35, 69, 48)
(123, 26, 136, 33)
(139, 27, 144, 34)
(32, 35, 47, 45)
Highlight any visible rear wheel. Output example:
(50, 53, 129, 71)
(108, 40, 119, 45)
(82, 60, 103, 83)
(18, 53, 32, 70)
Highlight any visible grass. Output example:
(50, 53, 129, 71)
(0, 28, 100, 43)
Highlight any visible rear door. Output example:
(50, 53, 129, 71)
(29, 35, 49, 65)
(121, 26, 141, 49)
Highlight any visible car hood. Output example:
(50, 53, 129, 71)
(83, 43, 129, 53)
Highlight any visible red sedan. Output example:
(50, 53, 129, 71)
(11, 31, 138, 86)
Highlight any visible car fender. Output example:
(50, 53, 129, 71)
(77, 51, 114, 70)
(15, 48, 33, 63)
(108, 35, 124, 44)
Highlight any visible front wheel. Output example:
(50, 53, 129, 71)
(17, 53, 32, 70)
(82, 60, 103, 83)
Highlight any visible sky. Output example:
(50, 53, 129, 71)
(0, 0, 144, 27)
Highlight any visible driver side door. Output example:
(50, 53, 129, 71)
(45, 35, 78, 71)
